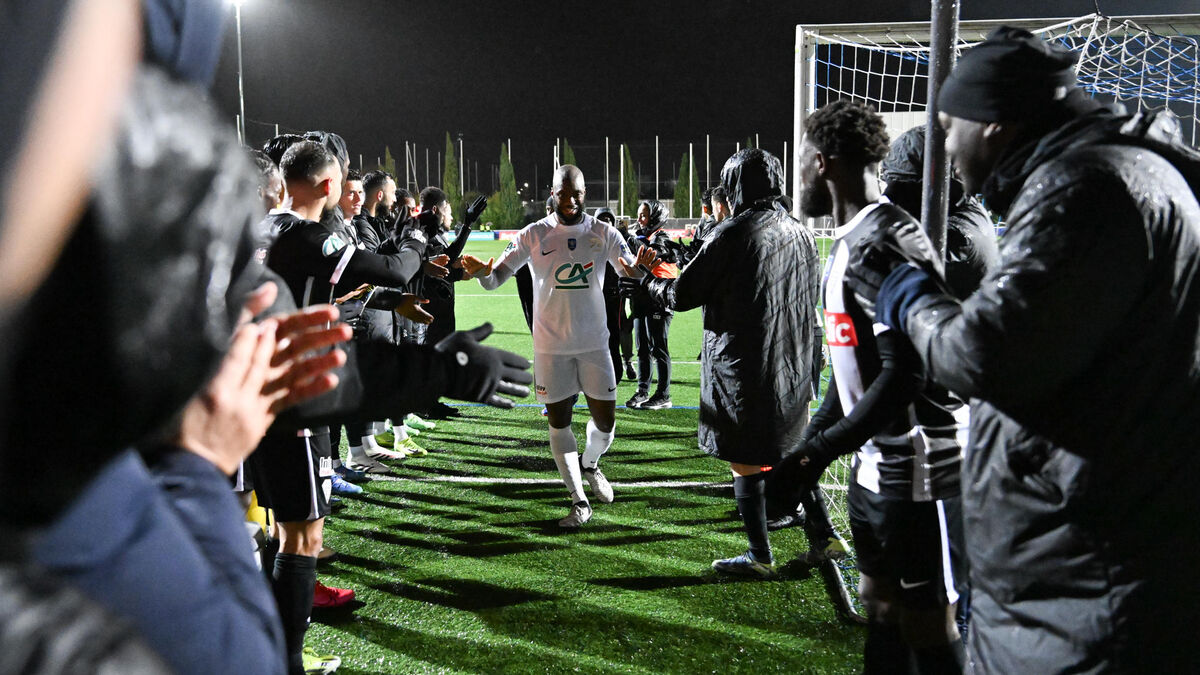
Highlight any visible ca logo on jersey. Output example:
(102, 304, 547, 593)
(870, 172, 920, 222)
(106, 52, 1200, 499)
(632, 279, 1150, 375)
(554, 261, 594, 289)
(824, 310, 859, 347)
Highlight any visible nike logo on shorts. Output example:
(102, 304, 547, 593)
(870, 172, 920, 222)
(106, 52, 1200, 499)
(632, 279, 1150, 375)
(899, 578, 930, 590)
(607, 386, 616, 392)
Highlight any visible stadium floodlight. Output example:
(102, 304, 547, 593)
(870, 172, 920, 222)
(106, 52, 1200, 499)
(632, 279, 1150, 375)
(231, 0, 247, 143)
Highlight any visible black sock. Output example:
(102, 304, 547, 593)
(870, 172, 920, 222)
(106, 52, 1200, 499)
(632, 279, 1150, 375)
(911, 641, 965, 675)
(733, 473, 771, 563)
(863, 621, 907, 675)
(799, 487, 835, 543)
(272, 553, 317, 675)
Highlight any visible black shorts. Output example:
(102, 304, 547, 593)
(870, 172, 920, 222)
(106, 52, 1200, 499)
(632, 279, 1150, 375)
(848, 480, 960, 610)
(247, 429, 333, 523)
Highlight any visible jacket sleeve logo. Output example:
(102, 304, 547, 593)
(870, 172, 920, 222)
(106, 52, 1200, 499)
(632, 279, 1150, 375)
(824, 310, 859, 347)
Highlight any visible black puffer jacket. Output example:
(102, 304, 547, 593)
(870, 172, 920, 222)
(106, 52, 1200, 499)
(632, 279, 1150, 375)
(648, 149, 820, 465)
(903, 108, 1200, 673)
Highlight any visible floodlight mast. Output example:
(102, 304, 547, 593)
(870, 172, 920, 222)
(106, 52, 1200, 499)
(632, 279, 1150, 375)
(233, 0, 246, 145)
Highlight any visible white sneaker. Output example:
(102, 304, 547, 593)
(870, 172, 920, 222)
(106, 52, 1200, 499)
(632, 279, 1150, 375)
(558, 501, 592, 528)
(345, 454, 390, 474)
(582, 467, 614, 504)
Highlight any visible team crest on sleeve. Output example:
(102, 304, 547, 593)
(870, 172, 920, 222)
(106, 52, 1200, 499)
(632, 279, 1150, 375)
(321, 234, 346, 256)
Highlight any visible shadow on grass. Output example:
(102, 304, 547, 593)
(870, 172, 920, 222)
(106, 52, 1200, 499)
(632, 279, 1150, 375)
(346, 528, 568, 558)
(587, 574, 714, 591)
(328, 552, 409, 574)
(368, 575, 558, 612)
(582, 531, 690, 547)
(339, 614, 604, 674)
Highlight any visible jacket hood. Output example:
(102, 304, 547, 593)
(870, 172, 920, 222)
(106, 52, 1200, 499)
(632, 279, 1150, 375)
(881, 126, 967, 216)
(721, 148, 786, 216)
(142, 0, 229, 87)
(637, 200, 667, 234)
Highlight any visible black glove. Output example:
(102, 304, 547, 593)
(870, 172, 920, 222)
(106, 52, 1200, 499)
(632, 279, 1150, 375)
(434, 323, 532, 408)
(845, 220, 943, 323)
(788, 433, 840, 488)
(618, 276, 641, 299)
(463, 195, 487, 228)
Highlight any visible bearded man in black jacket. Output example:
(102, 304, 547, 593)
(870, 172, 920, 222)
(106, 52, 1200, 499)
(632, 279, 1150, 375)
(849, 27, 1200, 673)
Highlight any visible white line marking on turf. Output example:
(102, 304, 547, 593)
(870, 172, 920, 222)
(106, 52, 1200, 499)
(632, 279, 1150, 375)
(369, 474, 724, 488)
(362, 474, 847, 491)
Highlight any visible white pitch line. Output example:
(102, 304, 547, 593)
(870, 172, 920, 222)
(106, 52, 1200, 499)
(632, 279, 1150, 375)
(369, 474, 725, 489)
(363, 473, 848, 491)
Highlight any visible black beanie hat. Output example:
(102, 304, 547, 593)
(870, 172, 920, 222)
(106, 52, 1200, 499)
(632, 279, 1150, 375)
(938, 26, 1079, 123)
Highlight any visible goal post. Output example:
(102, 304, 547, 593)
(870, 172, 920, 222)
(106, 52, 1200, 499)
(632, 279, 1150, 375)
(793, 12, 1200, 234)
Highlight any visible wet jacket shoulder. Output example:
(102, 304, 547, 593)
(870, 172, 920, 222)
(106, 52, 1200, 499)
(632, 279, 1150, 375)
(943, 197, 998, 300)
(353, 214, 381, 251)
(902, 109, 1200, 671)
(650, 201, 819, 464)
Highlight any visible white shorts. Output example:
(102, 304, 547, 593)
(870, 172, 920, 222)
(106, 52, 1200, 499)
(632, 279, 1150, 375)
(533, 349, 617, 403)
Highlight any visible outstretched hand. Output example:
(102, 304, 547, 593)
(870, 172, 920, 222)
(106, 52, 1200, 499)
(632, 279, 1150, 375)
(424, 254, 450, 279)
(333, 283, 372, 305)
(461, 255, 495, 278)
(634, 245, 658, 270)
(176, 282, 351, 474)
(395, 293, 433, 325)
(617, 245, 657, 278)
(434, 322, 532, 408)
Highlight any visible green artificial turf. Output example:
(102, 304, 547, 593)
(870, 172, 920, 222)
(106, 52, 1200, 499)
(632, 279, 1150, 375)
(307, 238, 864, 674)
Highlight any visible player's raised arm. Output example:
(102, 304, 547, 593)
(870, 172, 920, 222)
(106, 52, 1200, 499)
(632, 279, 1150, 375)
(472, 234, 528, 290)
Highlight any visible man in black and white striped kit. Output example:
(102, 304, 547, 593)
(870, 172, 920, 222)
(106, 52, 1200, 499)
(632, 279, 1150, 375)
(788, 100, 968, 674)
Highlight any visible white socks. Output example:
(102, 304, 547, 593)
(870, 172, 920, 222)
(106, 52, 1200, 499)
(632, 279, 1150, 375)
(549, 424, 585, 503)
(582, 419, 614, 470)
(348, 443, 370, 463)
(362, 435, 387, 453)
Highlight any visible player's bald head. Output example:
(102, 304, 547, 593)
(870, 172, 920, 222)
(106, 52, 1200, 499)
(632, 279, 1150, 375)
(553, 164, 585, 191)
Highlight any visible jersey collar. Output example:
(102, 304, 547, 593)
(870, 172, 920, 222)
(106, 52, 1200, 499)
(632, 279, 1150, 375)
(832, 199, 887, 239)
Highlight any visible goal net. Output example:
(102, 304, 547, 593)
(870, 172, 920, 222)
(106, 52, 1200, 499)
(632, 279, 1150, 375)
(793, 12, 1200, 619)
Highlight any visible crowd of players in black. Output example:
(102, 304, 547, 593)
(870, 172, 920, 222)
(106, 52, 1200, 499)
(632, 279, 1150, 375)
(3, 4, 1200, 674)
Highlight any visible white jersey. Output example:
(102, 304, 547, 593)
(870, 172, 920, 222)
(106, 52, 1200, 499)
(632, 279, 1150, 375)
(493, 213, 635, 355)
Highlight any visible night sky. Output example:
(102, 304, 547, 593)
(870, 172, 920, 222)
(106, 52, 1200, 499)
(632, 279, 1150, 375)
(210, 0, 1195, 199)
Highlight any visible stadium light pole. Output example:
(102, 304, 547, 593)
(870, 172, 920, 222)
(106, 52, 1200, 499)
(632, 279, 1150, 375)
(922, 0, 960, 257)
(688, 142, 694, 218)
(605, 136, 610, 207)
(231, 0, 246, 145)
(655, 135, 659, 200)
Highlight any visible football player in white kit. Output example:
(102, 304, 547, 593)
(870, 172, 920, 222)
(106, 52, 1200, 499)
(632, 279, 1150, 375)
(464, 165, 653, 527)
